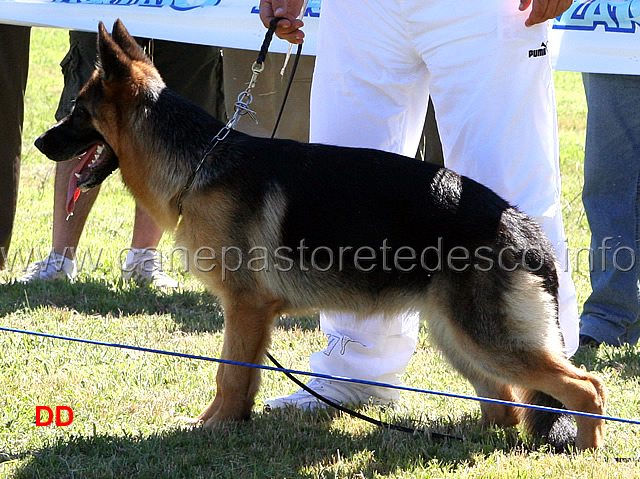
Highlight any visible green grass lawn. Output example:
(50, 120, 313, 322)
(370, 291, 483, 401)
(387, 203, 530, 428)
(0, 27, 639, 479)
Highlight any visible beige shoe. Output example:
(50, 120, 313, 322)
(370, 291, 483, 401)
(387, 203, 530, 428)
(17, 253, 77, 283)
(264, 378, 396, 411)
(122, 248, 179, 288)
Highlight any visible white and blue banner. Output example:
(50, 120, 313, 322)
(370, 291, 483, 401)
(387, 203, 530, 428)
(550, 0, 640, 73)
(0, 0, 639, 73)
(0, 0, 321, 53)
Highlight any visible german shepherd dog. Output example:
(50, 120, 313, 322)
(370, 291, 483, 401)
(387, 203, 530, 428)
(35, 20, 606, 450)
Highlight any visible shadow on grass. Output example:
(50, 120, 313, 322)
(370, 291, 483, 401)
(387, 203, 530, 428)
(0, 278, 226, 333)
(573, 344, 640, 379)
(0, 278, 320, 334)
(8, 410, 525, 479)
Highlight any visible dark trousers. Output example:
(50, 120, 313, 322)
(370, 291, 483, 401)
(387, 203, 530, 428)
(55, 31, 224, 121)
(0, 24, 30, 269)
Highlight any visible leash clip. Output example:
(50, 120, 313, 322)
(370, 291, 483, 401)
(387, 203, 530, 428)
(177, 17, 292, 216)
(246, 62, 264, 92)
(233, 91, 258, 125)
(251, 60, 265, 74)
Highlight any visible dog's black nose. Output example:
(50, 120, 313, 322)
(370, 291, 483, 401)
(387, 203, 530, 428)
(34, 134, 45, 153)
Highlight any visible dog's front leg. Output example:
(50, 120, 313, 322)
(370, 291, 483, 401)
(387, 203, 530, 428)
(197, 294, 279, 428)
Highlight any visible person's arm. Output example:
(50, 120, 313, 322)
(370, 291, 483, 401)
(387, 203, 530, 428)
(259, 0, 305, 43)
(519, 0, 572, 27)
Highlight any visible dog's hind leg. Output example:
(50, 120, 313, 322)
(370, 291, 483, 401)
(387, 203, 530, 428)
(421, 282, 520, 428)
(428, 331, 521, 428)
(459, 349, 605, 450)
(424, 270, 606, 450)
(473, 378, 521, 428)
(197, 294, 280, 427)
(491, 270, 607, 450)
(516, 352, 607, 450)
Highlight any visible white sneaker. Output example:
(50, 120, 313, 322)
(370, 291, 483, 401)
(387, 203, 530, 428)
(17, 253, 77, 283)
(264, 378, 396, 411)
(122, 248, 179, 288)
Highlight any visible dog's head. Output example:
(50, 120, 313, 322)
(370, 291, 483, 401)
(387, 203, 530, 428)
(35, 20, 161, 215)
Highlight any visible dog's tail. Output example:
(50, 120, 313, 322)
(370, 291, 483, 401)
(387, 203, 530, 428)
(520, 389, 576, 451)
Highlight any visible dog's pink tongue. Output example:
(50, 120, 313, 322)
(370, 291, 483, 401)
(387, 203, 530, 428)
(66, 145, 98, 216)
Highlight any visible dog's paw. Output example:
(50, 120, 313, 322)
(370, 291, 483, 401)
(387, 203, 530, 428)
(175, 415, 203, 427)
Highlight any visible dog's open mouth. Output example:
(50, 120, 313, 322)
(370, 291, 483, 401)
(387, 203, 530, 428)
(67, 142, 118, 216)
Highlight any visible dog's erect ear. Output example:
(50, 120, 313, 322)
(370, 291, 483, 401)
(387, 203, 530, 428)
(97, 21, 132, 83)
(111, 19, 151, 65)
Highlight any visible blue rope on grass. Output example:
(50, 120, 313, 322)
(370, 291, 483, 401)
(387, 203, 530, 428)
(1, 325, 639, 427)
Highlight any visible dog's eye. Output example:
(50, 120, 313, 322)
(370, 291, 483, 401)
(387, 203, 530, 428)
(73, 103, 90, 117)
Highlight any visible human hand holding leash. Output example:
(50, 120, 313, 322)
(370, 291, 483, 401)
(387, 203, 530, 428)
(260, 0, 305, 44)
(519, 0, 572, 26)
(260, 0, 571, 34)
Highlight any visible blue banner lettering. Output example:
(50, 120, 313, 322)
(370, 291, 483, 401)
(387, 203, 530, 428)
(554, 0, 640, 33)
(251, 0, 320, 17)
(50, 0, 221, 11)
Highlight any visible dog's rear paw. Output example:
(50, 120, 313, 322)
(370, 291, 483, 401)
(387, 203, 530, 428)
(175, 415, 202, 427)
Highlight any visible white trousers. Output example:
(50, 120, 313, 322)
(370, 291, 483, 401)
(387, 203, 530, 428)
(307, 0, 579, 392)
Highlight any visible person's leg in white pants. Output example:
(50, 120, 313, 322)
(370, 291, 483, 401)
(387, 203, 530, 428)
(266, 0, 578, 410)
(414, 1, 579, 356)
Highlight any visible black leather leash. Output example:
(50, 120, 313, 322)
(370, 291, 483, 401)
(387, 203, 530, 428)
(269, 46, 302, 138)
(265, 351, 462, 441)
(255, 17, 304, 139)
(177, 18, 287, 215)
